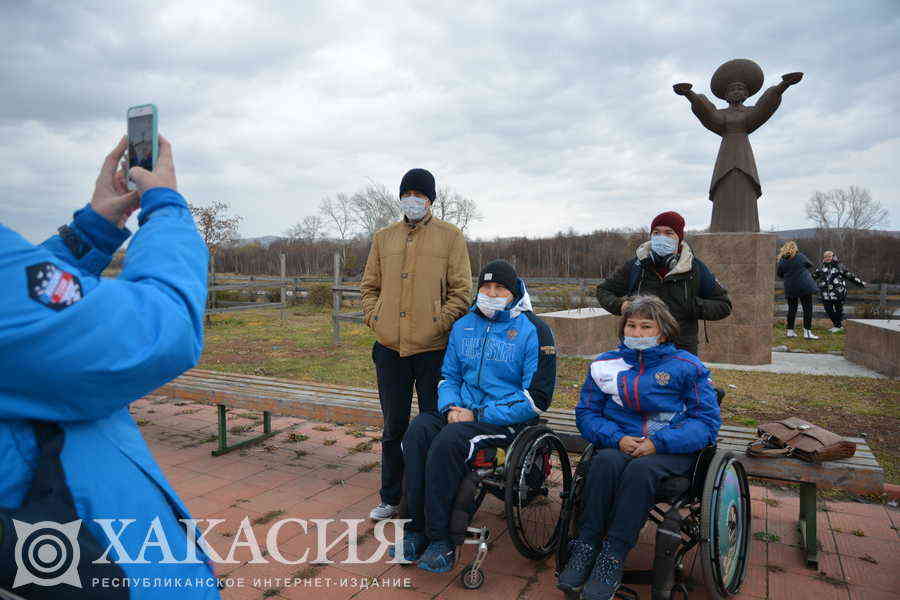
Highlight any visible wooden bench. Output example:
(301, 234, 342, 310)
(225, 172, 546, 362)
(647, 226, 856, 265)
(157, 368, 886, 567)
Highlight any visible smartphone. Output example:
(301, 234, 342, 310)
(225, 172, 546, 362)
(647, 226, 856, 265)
(126, 104, 158, 190)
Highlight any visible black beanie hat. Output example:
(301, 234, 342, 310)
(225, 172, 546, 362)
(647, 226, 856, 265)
(399, 168, 436, 203)
(478, 260, 518, 295)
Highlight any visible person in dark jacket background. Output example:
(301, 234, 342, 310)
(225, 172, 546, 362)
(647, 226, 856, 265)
(596, 211, 731, 356)
(776, 241, 819, 339)
(812, 250, 866, 332)
(392, 260, 556, 574)
(557, 295, 721, 600)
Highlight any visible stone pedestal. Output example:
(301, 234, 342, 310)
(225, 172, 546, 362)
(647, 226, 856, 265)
(690, 232, 775, 365)
(538, 307, 618, 357)
(844, 319, 900, 377)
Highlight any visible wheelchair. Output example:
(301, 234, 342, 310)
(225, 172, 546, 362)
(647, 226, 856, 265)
(449, 422, 572, 590)
(555, 394, 751, 600)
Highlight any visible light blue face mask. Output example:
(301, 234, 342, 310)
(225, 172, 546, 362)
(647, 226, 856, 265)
(400, 195, 428, 221)
(623, 335, 660, 351)
(476, 293, 510, 319)
(650, 234, 679, 256)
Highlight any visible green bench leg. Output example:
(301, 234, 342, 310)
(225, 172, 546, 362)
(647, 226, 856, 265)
(212, 405, 278, 456)
(798, 482, 819, 567)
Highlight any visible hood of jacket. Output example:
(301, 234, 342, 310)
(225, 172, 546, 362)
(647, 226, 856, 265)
(635, 240, 695, 278)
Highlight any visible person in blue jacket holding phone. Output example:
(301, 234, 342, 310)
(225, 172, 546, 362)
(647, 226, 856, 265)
(557, 295, 721, 600)
(0, 136, 219, 598)
(391, 260, 557, 573)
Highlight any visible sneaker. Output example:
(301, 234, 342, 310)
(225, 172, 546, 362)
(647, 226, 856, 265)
(557, 538, 597, 592)
(582, 542, 624, 600)
(831, 326, 844, 333)
(369, 502, 399, 521)
(785, 329, 797, 338)
(803, 329, 819, 340)
(388, 530, 427, 563)
(418, 539, 456, 573)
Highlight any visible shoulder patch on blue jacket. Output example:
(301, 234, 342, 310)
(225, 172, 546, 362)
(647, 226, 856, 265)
(26, 262, 83, 311)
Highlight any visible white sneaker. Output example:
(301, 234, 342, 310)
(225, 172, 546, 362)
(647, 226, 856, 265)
(828, 327, 841, 333)
(369, 502, 399, 521)
(785, 330, 797, 338)
(803, 329, 819, 340)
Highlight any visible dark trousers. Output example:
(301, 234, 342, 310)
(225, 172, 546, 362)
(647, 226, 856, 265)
(577, 448, 697, 559)
(786, 294, 813, 330)
(402, 412, 516, 540)
(822, 300, 844, 328)
(373, 341, 444, 506)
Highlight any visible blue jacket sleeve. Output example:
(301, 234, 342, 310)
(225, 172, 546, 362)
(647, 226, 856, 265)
(438, 323, 467, 413)
(39, 204, 131, 277)
(649, 363, 721, 454)
(575, 368, 625, 449)
(0, 188, 209, 421)
(479, 316, 556, 426)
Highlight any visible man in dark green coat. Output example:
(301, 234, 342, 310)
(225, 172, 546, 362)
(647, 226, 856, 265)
(596, 212, 732, 356)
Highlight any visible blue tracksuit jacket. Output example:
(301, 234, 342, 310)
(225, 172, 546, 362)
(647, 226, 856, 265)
(0, 189, 218, 597)
(576, 343, 721, 454)
(437, 280, 557, 425)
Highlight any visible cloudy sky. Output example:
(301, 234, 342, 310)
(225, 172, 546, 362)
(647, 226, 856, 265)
(2, 1, 898, 243)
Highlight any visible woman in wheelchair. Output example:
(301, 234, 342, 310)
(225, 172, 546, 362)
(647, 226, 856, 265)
(390, 260, 557, 573)
(558, 295, 721, 600)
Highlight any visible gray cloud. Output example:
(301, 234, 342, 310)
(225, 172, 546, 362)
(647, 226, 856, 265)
(2, 0, 897, 244)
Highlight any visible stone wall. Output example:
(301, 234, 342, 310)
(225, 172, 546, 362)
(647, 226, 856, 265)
(690, 232, 775, 365)
(538, 307, 619, 357)
(844, 319, 900, 377)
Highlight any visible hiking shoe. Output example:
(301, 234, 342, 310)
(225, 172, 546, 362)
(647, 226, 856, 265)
(418, 539, 456, 573)
(557, 538, 597, 592)
(803, 329, 819, 340)
(582, 543, 624, 600)
(388, 530, 427, 563)
(369, 502, 399, 521)
(785, 329, 797, 338)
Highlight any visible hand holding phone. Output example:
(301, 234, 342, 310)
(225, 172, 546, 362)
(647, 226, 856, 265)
(126, 104, 158, 191)
(129, 135, 177, 195)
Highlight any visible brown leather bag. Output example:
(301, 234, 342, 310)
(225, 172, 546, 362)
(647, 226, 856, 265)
(746, 417, 856, 463)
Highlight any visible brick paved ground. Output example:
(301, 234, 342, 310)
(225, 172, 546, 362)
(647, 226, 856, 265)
(133, 395, 900, 600)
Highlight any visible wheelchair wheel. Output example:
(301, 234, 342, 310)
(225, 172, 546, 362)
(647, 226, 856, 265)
(700, 450, 751, 599)
(555, 443, 594, 574)
(504, 425, 572, 560)
(460, 565, 485, 589)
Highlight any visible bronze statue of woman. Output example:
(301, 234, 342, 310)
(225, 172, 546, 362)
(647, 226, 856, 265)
(674, 59, 802, 232)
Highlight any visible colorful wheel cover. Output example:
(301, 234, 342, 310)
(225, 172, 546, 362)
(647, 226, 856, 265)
(714, 461, 747, 588)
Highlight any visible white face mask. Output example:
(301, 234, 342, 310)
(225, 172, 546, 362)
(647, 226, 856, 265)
(400, 195, 428, 221)
(476, 292, 510, 319)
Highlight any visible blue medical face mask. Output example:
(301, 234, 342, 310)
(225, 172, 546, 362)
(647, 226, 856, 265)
(650, 234, 679, 256)
(400, 195, 429, 221)
(623, 335, 660, 351)
(476, 293, 510, 319)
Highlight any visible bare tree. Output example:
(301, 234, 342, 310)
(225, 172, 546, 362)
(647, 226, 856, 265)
(189, 201, 242, 272)
(285, 215, 325, 242)
(433, 186, 483, 233)
(319, 193, 357, 242)
(805, 186, 889, 264)
(349, 181, 399, 238)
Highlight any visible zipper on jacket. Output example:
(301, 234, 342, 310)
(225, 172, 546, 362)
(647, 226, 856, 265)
(635, 352, 644, 412)
(477, 325, 492, 389)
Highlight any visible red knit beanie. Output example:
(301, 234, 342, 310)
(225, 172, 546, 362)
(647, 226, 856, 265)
(650, 211, 685, 242)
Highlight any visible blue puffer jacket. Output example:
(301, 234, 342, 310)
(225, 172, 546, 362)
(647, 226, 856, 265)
(438, 280, 557, 426)
(575, 343, 720, 454)
(0, 189, 218, 597)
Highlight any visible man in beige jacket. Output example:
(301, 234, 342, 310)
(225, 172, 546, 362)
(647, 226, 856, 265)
(360, 168, 472, 520)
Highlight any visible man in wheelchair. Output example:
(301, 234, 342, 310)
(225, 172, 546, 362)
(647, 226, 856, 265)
(558, 295, 721, 600)
(391, 260, 557, 573)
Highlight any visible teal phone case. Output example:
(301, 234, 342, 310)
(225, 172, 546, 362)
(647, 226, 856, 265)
(127, 103, 158, 170)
